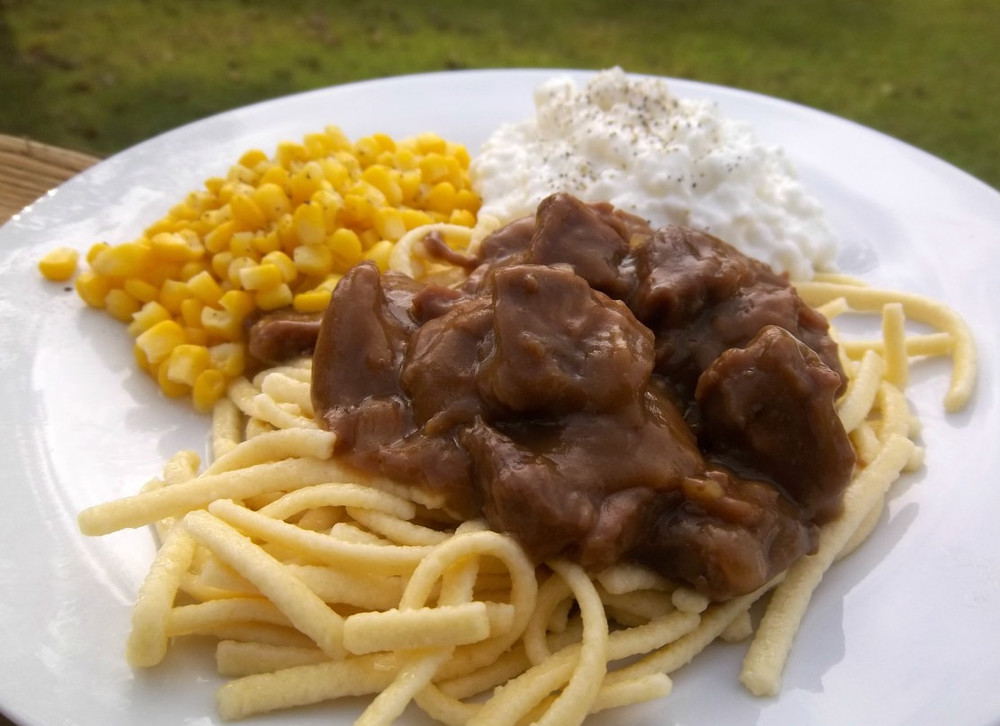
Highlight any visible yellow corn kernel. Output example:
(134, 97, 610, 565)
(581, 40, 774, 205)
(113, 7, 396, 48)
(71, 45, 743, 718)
(364, 240, 394, 273)
(230, 194, 267, 231)
(239, 263, 283, 291)
(133, 342, 152, 374)
(149, 231, 204, 262)
(292, 244, 332, 277)
(354, 136, 382, 166)
(156, 362, 190, 399)
(180, 260, 209, 281)
(418, 153, 455, 185)
(200, 308, 240, 340)
(303, 132, 333, 159)
(38, 247, 79, 281)
(204, 176, 225, 195)
(86, 242, 110, 265)
(316, 273, 343, 292)
(425, 181, 457, 214)
(209, 342, 246, 377)
(372, 132, 397, 153)
(373, 207, 406, 241)
(275, 212, 297, 251)
(200, 206, 231, 231)
(362, 165, 403, 206)
(394, 147, 417, 171)
(204, 220, 236, 254)
(455, 188, 481, 212)
(401, 209, 433, 231)
(449, 208, 477, 227)
(341, 194, 377, 228)
(262, 251, 297, 283)
(168, 201, 199, 222)
(226, 163, 257, 186)
(143, 260, 184, 289)
(288, 162, 326, 205)
(164, 344, 210, 387)
(144, 219, 174, 237)
(127, 300, 172, 337)
(211, 250, 234, 279)
(319, 159, 350, 190)
(215, 181, 236, 205)
(135, 319, 186, 365)
(312, 188, 344, 229)
(324, 125, 352, 151)
(276, 141, 308, 166)
(258, 164, 290, 188)
(415, 132, 447, 154)
(238, 148, 268, 169)
(159, 279, 191, 315)
(75, 271, 112, 308)
(192, 368, 227, 413)
(252, 230, 282, 255)
(188, 189, 216, 211)
(104, 288, 141, 322)
(184, 270, 222, 305)
(350, 179, 387, 208)
(91, 241, 153, 278)
(253, 183, 292, 221)
(399, 170, 421, 203)
(449, 143, 471, 168)
(183, 326, 209, 346)
(229, 231, 258, 259)
(293, 202, 326, 246)
(335, 150, 362, 176)
(292, 289, 332, 313)
(255, 283, 293, 311)
(359, 228, 380, 250)
(187, 192, 213, 212)
(253, 280, 294, 313)
(219, 289, 255, 320)
(180, 297, 205, 328)
(122, 278, 159, 304)
(226, 257, 257, 288)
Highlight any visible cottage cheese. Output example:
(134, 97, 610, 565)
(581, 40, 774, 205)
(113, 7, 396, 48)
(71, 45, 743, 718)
(470, 68, 838, 280)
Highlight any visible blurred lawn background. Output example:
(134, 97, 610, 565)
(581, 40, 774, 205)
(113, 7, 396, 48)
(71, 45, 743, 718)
(1, 0, 998, 190)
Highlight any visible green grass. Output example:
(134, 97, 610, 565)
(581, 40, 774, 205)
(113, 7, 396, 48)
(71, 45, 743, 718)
(2, 0, 998, 190)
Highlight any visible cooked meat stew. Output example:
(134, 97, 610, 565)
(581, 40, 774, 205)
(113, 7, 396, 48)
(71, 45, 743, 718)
(306, 193, 854, 600)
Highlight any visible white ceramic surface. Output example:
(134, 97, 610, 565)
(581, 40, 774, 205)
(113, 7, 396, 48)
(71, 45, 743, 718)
(1, 69, 998, 726)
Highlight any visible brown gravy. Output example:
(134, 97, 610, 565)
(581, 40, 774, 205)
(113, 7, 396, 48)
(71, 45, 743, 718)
(307, 193, 855, 600)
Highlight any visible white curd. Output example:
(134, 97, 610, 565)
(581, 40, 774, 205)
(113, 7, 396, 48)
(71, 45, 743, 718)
(470, 68, 838, 279)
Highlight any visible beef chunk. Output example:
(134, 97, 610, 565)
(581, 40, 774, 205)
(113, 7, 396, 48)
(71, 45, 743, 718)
(247, 312, 322, 366)
(475, 264, 653, 416)
(695, 325, 856, 522)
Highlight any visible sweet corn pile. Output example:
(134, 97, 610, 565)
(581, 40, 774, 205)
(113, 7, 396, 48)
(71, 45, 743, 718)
(48, 126, 480, 411)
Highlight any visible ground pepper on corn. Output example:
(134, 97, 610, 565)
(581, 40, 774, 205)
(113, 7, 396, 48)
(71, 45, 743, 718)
(63, 126, 481, 412)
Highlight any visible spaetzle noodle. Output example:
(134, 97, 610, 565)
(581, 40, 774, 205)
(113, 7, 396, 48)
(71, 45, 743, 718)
(76, 265, 976, 724)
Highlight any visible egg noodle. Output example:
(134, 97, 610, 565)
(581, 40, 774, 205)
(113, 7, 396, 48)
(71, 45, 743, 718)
(76, 222, 976, 725)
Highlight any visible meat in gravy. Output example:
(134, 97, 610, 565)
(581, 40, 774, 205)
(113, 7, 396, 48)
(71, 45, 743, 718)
(303, 193, 854, 600)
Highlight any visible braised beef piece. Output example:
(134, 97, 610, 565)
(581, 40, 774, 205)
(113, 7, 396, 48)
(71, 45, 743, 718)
(308, 192, 855, 600)
(695, 325, 855, 523)
(631, 470, 816, 599)
(247, 312, 323, 366)
(529, 196, 636, 299)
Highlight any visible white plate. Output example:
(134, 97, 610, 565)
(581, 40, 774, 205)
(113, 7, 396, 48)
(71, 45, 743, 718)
(1, 69, 999, 726)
